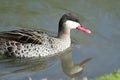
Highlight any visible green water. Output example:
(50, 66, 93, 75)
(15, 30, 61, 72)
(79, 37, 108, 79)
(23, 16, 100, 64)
(0, 0, 120, 80)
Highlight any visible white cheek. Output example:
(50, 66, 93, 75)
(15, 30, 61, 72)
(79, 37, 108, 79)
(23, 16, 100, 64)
(64, 20, 80, 29)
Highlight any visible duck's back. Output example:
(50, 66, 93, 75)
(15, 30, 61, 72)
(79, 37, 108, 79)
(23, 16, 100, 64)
(0, 29, 70, 58)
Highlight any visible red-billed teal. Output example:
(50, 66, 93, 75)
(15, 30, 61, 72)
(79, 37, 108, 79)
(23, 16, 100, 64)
(0, 13, 91, 58)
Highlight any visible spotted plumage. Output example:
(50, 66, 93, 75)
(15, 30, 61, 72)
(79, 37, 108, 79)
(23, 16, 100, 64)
(0, 13, 91, 58)
(0, 29, 70, 58)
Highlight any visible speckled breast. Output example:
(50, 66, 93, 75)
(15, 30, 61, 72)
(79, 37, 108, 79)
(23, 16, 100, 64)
(0, 38, 70, 58)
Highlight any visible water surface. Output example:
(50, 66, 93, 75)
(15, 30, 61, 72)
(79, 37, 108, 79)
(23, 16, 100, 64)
(0, 0, 120, 80)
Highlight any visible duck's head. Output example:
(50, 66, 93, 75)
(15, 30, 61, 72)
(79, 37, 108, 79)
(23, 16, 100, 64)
(58, 13, 91, 37)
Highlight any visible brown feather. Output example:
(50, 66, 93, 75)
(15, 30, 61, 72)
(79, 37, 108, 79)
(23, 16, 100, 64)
(0, 29, 46, 44)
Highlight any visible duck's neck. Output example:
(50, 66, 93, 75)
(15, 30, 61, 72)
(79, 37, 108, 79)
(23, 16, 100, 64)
(57, 27, 71, 40)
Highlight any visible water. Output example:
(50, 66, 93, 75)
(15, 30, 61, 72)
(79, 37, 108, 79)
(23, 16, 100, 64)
(0, 0, 120, 80)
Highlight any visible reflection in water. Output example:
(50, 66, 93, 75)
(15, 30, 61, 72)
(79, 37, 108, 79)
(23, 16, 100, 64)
(0, 57, 55, 77)
(60, 48, 92, 78)
(0, 48, 92, 79)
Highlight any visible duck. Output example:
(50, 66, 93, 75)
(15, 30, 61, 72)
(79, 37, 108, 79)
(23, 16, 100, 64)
(0, 13, 91, 58)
